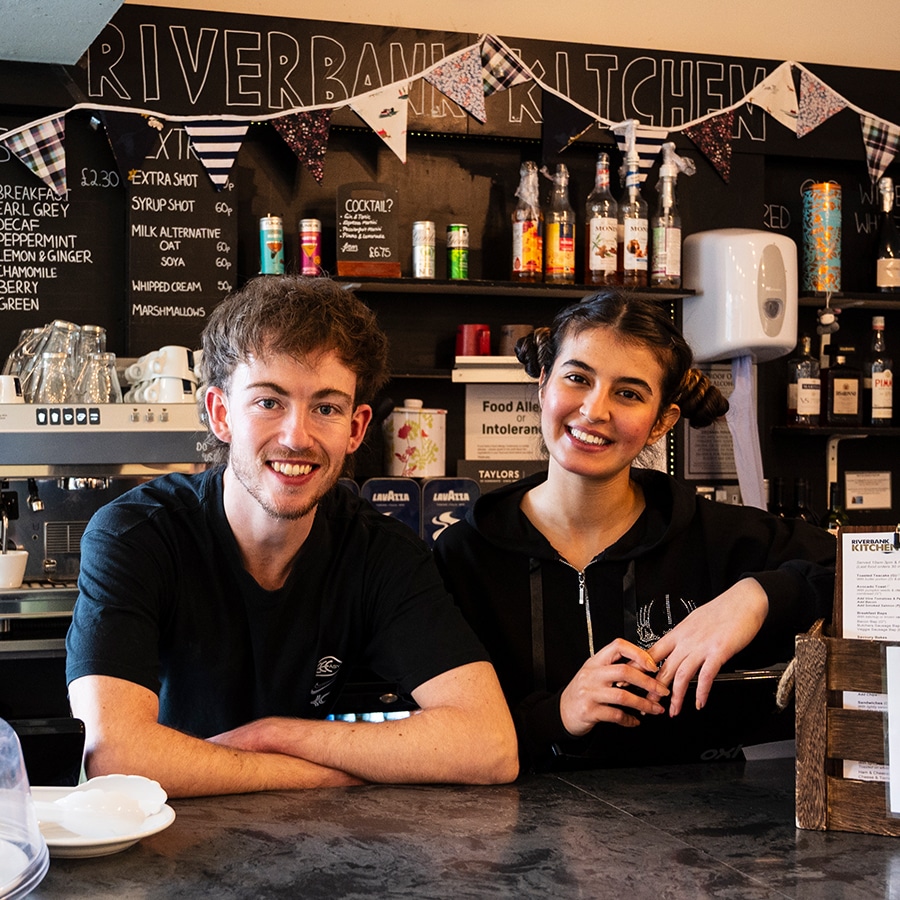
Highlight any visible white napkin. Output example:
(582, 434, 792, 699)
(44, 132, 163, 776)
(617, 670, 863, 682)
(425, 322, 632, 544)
(724, 355, 767, 510)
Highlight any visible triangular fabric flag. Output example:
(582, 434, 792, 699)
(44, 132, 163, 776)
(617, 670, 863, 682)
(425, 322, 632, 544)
(350, 83, 409, 164)
(860, 114, 900, 183)
(481, 35, 531, 97)
(272, 110, 332, 184)
(684, 111, 735, 183)
(745, 61, 798, 133)
(2, 115, 67, 197)
(796, 69, 847, 138)
(97, 111, 165, 180)
(424, 45, 487, 123)
(183, 119, 249, 190)
(610, 120, 669, 183)
(541, 91, 596, 160)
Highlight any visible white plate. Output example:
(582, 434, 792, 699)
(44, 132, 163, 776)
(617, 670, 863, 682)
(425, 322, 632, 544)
(30, 786, 176, 858)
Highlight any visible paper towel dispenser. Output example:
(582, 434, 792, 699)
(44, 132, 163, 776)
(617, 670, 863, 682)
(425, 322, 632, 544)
(681, 228, 798, 363)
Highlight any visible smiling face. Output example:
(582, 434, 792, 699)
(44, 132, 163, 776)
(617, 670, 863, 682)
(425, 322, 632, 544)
(538, 326, 680, 482)
(205, 349, 372, 525)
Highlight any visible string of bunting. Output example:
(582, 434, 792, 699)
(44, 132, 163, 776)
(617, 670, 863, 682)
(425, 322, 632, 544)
(0, 34, 897, 197)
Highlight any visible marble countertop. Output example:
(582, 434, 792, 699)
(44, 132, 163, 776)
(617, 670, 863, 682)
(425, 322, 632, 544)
(30, 758, 900, 899)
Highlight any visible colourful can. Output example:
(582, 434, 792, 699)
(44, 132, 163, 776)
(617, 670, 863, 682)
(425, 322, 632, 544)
(259, 215, 284, 275)
(802, 181, 841, 293)
(299, 218, 322, 276)
(447, 223, 469, 280)
(412, 221, 435, 279)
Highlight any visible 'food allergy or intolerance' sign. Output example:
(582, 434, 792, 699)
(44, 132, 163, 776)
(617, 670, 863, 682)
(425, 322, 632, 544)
(336, 182, 400, 277)
(464, 384, 542, 460)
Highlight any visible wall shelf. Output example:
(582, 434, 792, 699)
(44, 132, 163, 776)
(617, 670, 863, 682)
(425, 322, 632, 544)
(799, 292, 900, 310)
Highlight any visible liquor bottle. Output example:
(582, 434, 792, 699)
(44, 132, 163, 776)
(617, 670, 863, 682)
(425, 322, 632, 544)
(544, 164, 575, 284)
(767, 476, 789, 518)
(791, 477, 819, 525)
(584, 152, 617, 285)
(786, 334, 821, 426)
(511, 161, 543, 282)
(876, 175, 900, 291)
(650, 143, 694, 288)
(824, 348, 862, 426)
(616, 154, 648, 287)
(825, 482, 849, 536)
(864, 315, 893, 426)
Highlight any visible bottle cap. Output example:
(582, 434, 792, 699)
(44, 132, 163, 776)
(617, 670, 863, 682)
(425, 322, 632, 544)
(403, 398, 423, 409)
(873, 315, 885, 328)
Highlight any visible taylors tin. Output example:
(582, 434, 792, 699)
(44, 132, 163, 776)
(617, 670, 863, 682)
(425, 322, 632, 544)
(447, 223, 469, 280)
(412, 220, 435, 279)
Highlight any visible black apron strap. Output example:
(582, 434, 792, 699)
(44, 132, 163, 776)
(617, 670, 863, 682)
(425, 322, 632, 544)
(529, 557, 547, 692)
(622, 559, 637, 643)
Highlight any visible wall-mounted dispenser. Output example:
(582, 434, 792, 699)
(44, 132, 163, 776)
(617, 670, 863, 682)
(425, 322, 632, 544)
(682, 228, 798, 363)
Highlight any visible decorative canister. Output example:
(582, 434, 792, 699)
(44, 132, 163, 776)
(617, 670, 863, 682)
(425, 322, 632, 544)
(383, 399, 446, 477)
(802, 181, 841, 292)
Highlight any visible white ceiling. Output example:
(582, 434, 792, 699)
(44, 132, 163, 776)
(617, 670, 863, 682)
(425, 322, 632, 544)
(0, 0, 123, 64)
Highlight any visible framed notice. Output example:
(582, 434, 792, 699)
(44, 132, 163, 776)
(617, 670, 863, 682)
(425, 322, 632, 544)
(336, 182, 400, 277)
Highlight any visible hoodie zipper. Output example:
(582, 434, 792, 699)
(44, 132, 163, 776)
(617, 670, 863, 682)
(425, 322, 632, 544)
(562, 560, 595, 657)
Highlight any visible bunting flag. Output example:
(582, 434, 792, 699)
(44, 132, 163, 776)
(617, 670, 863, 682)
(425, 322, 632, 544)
(272, 109, 332, 184)
(796, 69, 847, 138)
(424, 45, 487, 123)
(183, 119, 249, 190)
(481, 35, 531, 96)
(98, 111, 165, 179)
(350, 83, 410, 163)
(746, 61, 798, 133)
(541, 91, 596, 160)
(684, 111, 735, 182)
(860, 114, 900, 183)
(2, 115, 68, 197)
(611, 121, 669, 182)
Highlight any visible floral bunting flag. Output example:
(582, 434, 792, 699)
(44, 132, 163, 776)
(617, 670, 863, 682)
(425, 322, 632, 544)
(745, 61, 798, 133)
(481, 35, 531, 96)
(684, 111, 735, 182)
(272, 110, 332, 184)
(796, 69, 847, 138)
(350, 83, 409, 164)
(2, 115, 68, 197)
(611, 120, 669, 183)
(183, 119, 249, 190)
(98, 111, 165, 180)
(860, 114, 900, 183)
(424, 45, 487, 123)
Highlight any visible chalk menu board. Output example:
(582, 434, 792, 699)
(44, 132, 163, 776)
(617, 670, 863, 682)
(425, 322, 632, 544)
(336, 183, 401, 278)
(0, 113, 123, 363)
(126, 126, 238, 355)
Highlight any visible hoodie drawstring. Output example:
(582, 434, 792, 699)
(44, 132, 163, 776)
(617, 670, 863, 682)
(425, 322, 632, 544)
(528, 557, 547, 691)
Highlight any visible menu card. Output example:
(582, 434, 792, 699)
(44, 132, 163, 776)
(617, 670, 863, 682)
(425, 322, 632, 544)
(840, 529, 900, 640)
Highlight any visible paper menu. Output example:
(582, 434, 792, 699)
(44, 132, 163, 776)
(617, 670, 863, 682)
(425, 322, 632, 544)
(841, 530, 900, 640)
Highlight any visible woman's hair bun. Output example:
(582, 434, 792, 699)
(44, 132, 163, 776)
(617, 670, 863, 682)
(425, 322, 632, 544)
(673, 368, 729, 428)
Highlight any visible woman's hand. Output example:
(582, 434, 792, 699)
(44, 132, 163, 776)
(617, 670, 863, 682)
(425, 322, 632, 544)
(559, 638, 670, 737)
(648, 577, 769, 716)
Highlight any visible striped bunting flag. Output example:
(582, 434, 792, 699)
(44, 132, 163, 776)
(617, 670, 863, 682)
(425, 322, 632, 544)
(183, 119, 249, 190)
(610, 120, 668, 183)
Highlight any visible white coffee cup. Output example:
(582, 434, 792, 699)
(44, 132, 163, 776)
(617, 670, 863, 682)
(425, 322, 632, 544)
(125, 350, 161, 384)
(0, 550, 28, 588)
(144, 376, 196, 403)
(150, 346, 196, 381)
(0, 375, 24, 403)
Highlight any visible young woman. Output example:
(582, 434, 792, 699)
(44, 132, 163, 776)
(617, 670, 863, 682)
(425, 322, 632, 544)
(434, 290, 835, 771)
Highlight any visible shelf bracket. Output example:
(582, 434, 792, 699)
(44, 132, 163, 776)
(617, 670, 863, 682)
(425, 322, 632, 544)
(825, 434, 868, 498)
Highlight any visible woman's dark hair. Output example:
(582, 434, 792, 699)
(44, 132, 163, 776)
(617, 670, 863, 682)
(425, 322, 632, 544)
(198, 275, 390, 463)
(515, 289, 729, 428)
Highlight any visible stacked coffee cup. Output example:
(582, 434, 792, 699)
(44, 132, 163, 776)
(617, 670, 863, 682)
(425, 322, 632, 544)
(124, 345, 199, 403)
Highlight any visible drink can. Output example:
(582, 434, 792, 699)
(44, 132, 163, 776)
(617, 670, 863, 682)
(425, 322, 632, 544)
(412, 220, 435, 279)
(447, 223, 469, 280)
(802, 181, 841, 292)
(260, 215, 284, 275)
(299, 218, 322, 276)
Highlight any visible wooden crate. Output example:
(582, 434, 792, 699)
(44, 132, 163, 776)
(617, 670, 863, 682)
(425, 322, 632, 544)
(795, 618, 900, 836)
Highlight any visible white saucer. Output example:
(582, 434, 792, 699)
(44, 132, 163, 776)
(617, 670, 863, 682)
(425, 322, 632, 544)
(31, 786, 176, 858)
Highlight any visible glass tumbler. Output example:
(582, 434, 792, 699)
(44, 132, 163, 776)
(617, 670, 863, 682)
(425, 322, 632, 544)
(33, 351, 71, 404)
(73, 352, 123, 403)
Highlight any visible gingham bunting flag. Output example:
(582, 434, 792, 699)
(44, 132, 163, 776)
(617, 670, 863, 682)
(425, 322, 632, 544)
(860, 114, 900, 183)
(183, 119, 249, 190)
(684, 111, 735, 182)
(746, 61, 798, 133)
(796, 69, 847, 138)
(611, 121, 669, 183)
(350, 83, 409, 164)
(481, 35, 531, 97)
(272, 109, 332, 184)
(424, 45, 487, 123)
(2, 115, 67, 197)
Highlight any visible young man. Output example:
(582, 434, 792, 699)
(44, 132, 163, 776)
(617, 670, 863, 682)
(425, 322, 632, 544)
(66, 276, 518, 797)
